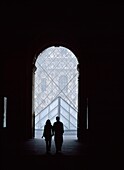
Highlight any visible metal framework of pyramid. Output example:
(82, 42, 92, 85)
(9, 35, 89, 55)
(35, 96, 77, 130)
(34, 46, 79, 130)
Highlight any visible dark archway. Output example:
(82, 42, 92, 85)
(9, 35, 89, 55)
(29, 32, 88, 141)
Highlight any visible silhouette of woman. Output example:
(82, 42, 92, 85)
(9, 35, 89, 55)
(42, 119, 53, 153)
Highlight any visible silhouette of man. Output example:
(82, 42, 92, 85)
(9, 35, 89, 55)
(53, 116, 64, 153)
(42, 119, 53, 153)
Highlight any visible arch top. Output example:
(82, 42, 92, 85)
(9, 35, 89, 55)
(35, 45, 79, 66)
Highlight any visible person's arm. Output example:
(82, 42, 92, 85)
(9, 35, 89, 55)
(62, 123, 64, 134)
(42, 125, 46, 138)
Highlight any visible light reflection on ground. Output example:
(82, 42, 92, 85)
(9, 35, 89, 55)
(35, 129, 77, 140)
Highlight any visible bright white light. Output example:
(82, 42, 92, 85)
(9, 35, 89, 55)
(86, 98, 88, 129)
(3, 97, 7, 128)
(34, 46, 79, 133)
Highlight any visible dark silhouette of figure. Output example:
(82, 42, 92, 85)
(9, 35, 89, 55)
(42, 119, 53, 153)
(53, 116, 64, 153)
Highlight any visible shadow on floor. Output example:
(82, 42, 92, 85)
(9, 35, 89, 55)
(1, 135, 88, 170)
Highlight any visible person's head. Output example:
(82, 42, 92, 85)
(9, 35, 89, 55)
(56, 116, 60, 122)
(46, 119, 51, 125)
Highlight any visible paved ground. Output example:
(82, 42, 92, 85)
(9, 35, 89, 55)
(20, 135, 87, 156)
(1, 135, 88, 170)
(1, 133, 121, 169)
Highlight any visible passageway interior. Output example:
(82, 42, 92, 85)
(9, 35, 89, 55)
(1, 2, 123, 170)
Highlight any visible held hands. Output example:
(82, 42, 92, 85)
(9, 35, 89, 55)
(41, 134, 54, 138)
(51, 133, 54, 137)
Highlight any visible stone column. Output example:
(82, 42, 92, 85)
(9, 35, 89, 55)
(32, 64, 37, 138)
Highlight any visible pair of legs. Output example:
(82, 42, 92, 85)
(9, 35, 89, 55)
(45, 138, 51, 152)
(55, 136, 63, 153)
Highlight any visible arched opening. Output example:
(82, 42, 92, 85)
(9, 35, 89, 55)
(32, 46, 79, 139)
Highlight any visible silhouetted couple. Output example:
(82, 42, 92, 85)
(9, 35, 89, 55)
(42, 116, 64, 153)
